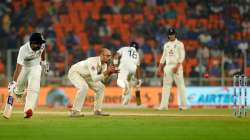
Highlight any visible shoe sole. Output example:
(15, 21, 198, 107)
(94, 111, 110, 116)
(156, 108, 168, 111)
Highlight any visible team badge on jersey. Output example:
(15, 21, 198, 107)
(169, 49, 174, 56)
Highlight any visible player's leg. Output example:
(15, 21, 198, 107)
(173, 71, 187, 110)
(68, 70, 88, 117)
(24, 65, 42, 118)
(88, 81, 109, 116)
(158, 71, 173, 110)
(117, 70, 130, 105)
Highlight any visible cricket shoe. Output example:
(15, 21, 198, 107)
(156, 106, 168, 111)
(94, 110, 110, 116)
(24, 109, 33, 118)
(122, 94, 130, 105)
(179, 106, 188, 111)
(69, 110, 84, 117)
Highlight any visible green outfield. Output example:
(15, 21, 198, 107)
(0, 108, 250, 140)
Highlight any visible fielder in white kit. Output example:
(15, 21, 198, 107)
(113, 42, 141, 105)
(7, 32, 48, 118)
(157, 28, 187, 110)
(68, 48, 118, 117)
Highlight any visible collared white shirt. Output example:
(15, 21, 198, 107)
(70, 56, 107, 82)
(17, 42, 45, 67)
(160, 39, 185, 65)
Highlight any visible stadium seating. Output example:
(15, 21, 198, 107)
(0, 0, 249, 86)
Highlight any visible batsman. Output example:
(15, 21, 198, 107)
(3, 33, 48, 119)
(113, 42, 142, 105)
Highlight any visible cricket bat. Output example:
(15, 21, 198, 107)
(3, 93, 14, 119)
(135, 88, 141, 106)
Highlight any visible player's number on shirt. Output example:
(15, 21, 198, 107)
(128, 50, 137, 59)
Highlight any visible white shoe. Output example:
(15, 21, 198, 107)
(94, 110, 110, 116)
(122, 94, 130, 105)
(69, 110, 84, 117)
(156, 106, 168, 111)
(179, 106, 188, 111)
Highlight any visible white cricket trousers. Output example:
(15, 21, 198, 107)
(16, 65, 42, 113)
(68, 68, 105, 112)
(159, 64, 187, 109)
(117, 64, 136, 96)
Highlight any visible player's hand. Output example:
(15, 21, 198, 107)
(8, 81, 17, 94)
(41, 61, 49, 74)
(136, 79, 142, 88)
(172, 66, 178, 73)
(157, 67, 163, 77)
(107, 65, 119, 75)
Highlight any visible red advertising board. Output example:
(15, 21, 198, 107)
(0, 87, 178, 108)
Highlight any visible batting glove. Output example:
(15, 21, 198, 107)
(136, 79, 142, 88)
(8, 81, 17, 94)
(41, 61, 49, 74)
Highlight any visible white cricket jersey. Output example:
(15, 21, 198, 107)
(17, 42, 45, 67)
(160, 39, 185, 65)
(70, 56, 107, 82)
(117, 47, 140, 72)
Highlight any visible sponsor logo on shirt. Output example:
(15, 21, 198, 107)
(24, 56, 35, 61)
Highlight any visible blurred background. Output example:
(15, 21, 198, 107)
(0, 0, 249, 88)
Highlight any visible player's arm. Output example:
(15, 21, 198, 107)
(13, 64, 22, 82)
(178, 42, 185, 64)
(41, 47, 50, 74)
(9, 48, 24, 93)
(88, 62, 105, 82)
(173, 42, 185, 73)
(13, 48, 25, 82)
(41, 49, 45, 61)
(113, 53, 121, 66)
(88, 61, 117, 82)
(157, 44, 167, 75)
(113, 47, 124, 66)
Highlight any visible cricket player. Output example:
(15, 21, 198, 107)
(113, 42, 141, 105)
(68, 48, 118, 117)
(7, 32, 48, 118)
(157, 28, 187, 110)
